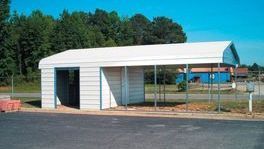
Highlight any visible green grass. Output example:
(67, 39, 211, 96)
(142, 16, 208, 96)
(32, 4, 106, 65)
(0, 82, 40, 93)
(13, 97, 41, 108)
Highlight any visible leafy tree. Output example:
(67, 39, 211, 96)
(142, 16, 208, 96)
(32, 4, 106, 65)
(51, 10, 92, 52)
(6, 12, 25, 75)
(0, 6, 188, 80)
(7, 10, 55, 75)
(250, 63, 260, 71)
(130, 14, 151, 45)
(25, 10, 55, 71)
(242, 63, 264, 71)
(0, 0, 15, 82)
(151, 16, 187, 43)
(89, 9, 111, 40)
(103, 38, 117, 47)
(115, 18, 134, 46)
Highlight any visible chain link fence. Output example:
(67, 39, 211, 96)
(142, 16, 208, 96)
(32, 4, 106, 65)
(137, 69, 264, 113)
(0, 70, 263, 113)
(0, 75, 41, 97)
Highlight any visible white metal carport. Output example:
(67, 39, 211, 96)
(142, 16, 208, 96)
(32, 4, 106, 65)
(39, 41, 240, 111)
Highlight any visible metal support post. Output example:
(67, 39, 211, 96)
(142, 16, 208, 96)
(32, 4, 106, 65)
(11, 74, 14, 98)
(249, 92, 253, 113)
(258, 69, 261, 100)
(208, 69, 210, 103)
(125, 66, 128, 110)
(210, 65, 213, 102)
(235, 65, 238, 100)
(185, 64, 189, 112)
(159, 67, 161, 101)
(154, 65, 157, 110)
(143, 67, 146, 102)
(217, 63, 221, 113)
(163, 66, 166, 104)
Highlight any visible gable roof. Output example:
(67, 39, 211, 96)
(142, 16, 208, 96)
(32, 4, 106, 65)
(39, 41, 240, 68)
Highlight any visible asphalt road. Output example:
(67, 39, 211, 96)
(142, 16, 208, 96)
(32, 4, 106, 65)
(0, 112, 263, 149)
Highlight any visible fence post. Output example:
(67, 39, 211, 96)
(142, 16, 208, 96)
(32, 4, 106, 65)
(210, 65, 213, 102)
(185, 64, 189, 112)
(11, 74, 14, 98)
(159, 67, 161, 101)
(258, 69, 261, 100)
(217, 63, 221, 113)
(235, 64, 238, 100)
(154, 65, 157, 111)
(163, 66, 166, 104)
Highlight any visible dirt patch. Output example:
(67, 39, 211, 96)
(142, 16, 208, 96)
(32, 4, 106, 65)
(109, 100, 264, 114)
(111, 102, 216, 112)
(0, 86, 11, 91)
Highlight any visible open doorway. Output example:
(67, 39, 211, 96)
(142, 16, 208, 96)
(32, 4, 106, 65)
(55, 68, 80, 109)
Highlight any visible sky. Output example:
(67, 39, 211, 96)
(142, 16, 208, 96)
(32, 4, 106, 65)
(10, 0, 264, 65)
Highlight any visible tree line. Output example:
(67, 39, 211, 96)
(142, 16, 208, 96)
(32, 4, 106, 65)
(241, 63, 264, 72)
(0, 0, 187, 82)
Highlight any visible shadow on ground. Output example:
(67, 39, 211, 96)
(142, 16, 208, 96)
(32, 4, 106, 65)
(24, 100, 41, 108)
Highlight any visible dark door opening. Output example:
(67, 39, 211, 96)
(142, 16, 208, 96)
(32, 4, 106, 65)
(56, 68, 80, 109)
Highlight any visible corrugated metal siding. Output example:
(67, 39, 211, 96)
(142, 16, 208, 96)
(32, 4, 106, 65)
(101, 66, 144, 109)
(101, 67, 122, 109)
(121, 67, 128, 105)
(79, 67, 100, 110)
(41, 66, 144, 110)
(128, 67, 144, 104)
(41, 68, 55, 108)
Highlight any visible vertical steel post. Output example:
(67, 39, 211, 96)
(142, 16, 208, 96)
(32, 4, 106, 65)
(258, 69, 261, 100)
(210, 65, 213, 102)
(11, 74, 14, 98)
(143, 67, 146, 102)
(163, 66, 166, 104)
(125, 66, 128, 110)
(235, 65, 238, 100)
(185, 64, 189, 111)
(208, 69, 210, 103)
(154, 65, 157, 110)
(159, 67, 161, 101)
(249, 92, 253, 113)
(217, 63, 221, 113)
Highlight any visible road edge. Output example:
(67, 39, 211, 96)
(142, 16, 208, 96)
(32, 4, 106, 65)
(18, 108, 264, 121)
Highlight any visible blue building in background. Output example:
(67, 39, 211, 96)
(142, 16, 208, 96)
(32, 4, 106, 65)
(175, 67, 232, 83)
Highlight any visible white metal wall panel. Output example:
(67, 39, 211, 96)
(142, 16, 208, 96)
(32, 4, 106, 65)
(79, 67, 100, 110)
(101, 67, 122, 109)
(121, 67, 128, 105)
(41, 68, 55, 108)
(128, 67, 144, 104)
